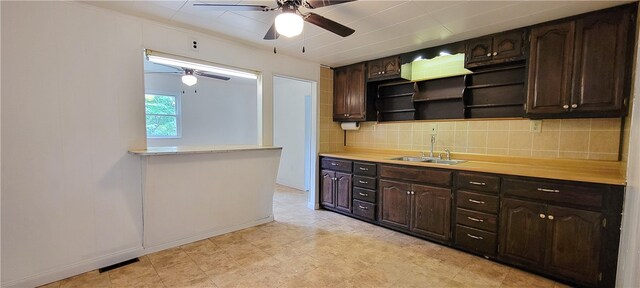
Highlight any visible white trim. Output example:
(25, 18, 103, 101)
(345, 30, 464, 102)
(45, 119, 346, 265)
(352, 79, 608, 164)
(2, 216, 274, 288)
(142, 215, 274, 254)
(1, 246, 145, 288)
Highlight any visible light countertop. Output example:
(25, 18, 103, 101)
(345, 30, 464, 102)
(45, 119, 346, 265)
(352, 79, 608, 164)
(320, 148, 626, 185)
(129, 145, 282, 156)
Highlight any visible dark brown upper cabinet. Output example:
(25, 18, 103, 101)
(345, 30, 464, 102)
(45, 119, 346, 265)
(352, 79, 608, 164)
(527, 6, 634, 118)
(465, 30, 526, 69)
(333, 63, 366, 121)
(367, 56, 401, 80)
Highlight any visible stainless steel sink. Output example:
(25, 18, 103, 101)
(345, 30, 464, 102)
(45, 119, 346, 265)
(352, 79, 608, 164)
(390, 156, 432, 162)
(389, 156, 466, 165)
(429, 159, 467, 165)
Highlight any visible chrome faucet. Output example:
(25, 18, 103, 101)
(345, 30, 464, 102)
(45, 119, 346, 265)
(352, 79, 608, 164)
(429, 134, 436, 158)
(439, 149, 451, 160)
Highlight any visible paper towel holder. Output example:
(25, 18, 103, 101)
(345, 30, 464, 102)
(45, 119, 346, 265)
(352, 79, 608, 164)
(341, 122, 360, 131)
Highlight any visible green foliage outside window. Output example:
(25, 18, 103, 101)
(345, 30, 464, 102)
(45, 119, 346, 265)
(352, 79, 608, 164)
(145, 94, 178, 137)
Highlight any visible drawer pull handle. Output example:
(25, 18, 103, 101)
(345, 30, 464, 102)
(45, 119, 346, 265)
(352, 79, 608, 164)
(358, 192, 369, 197)
(468, 199, 485, 204)
(466, 233, 484, 240)
(359, 180, 368, 184)
(469, 181, 486, 186)
(467, 216, 484, 223)
(537, 188, 560, 193)
(359, 167, 369, 171)
(358, 205, 368, 210)
(330, 163, 338, 166)
(548, 215, 554, 220)
(539, 214, 546, 219)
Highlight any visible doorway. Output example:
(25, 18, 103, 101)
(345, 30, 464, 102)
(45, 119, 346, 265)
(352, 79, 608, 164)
(273, 76, 314, 192)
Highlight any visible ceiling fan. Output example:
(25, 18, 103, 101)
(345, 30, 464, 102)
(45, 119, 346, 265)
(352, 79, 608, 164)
(194, 0, 356, 40)
(145, 63, 230, 86)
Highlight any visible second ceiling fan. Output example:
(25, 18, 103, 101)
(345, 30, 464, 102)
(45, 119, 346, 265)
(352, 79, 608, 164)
(194, 0, 356, 40)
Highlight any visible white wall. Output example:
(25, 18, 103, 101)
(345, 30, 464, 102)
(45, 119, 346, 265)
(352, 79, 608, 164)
(273, 76, 313, 190)
(616, 5, 640, 287)
(0, 1, 320, 287)
(145, 73, 257, 147)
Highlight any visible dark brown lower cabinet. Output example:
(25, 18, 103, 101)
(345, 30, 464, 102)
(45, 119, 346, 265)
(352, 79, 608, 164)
(320, 169, 352, 213)
(320, 170, 335, 208)
(499, 198, 547, 266)
(500, 198, 604, 286)
(412, 184, 451, 241)
(545, 206, 602, 285)
(379, 179, 452, 242)
(379, 180, 411, 229)
(335, 172, 352, 213)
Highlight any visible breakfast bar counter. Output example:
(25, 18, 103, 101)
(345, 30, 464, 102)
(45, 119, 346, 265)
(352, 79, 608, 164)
(130, 145, 282, 252)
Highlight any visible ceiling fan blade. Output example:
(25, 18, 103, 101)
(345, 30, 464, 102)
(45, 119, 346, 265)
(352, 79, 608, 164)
(305, 0, 355, 9)
(195, 71, 231, 81)
(304, 12, 354, 37)
(263, 22, 279, 40)
(193, 3, 270, 11)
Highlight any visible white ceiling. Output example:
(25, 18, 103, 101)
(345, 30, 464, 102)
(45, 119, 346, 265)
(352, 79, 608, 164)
(86, 0, 633, 67)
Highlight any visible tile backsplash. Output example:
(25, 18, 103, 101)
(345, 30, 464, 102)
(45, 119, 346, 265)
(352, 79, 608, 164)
(346, 118, 622, 161)
(319, 67, 344, 153)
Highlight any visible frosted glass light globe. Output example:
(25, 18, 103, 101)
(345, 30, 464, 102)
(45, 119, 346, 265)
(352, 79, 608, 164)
(181, 74, 197, 86)
(275, 12, 303, 38)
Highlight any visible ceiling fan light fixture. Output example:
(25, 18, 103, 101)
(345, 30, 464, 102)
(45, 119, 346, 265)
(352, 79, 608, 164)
(275, 11, 303, 37)
(182, 69, 198, 86)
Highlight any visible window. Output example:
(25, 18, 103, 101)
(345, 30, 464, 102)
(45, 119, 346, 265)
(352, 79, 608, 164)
(145, 94, 180, 138)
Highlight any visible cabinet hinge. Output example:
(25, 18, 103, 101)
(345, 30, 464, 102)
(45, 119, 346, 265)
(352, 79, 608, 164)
(598, 272, 603, 281)
(524, 103, 527, 111)
(602, 218, 607, 228)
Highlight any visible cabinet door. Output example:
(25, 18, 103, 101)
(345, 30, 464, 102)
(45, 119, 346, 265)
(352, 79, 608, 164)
(367, 59, 383, 79)
(493, 30, 524, 61)
(545, 205, 602, 285)
(320, 170, 335, 207)
(381, 56, 400, 77)
(465, 37, 493, 66)
(346, 63, 366, 120)
(411, 184, 451, 241)
(571, 8, 630, 114)
(379, 180, 411, 230)
(499, 198, 547, 266)
(333, 66, 349, 120)
(335, 172, 352, 213)
(526, 22, 575, 115)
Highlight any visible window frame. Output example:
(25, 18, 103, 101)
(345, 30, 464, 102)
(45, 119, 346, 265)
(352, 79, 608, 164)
(144, 93, 182, 139)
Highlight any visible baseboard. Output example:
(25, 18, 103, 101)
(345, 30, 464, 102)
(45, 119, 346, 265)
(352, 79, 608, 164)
(2, 246, 145, 288)
(142, 215, 274, 254)
(3, 216, 274, 288)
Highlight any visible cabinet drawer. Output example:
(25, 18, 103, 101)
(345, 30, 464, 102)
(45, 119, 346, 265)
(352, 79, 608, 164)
(354, 162, 377, 177)
(321, 158, 352, 173)
(456, 208, 497, 232)
(455, 225, 497, 256)
(353, 187, 376, 203)
(353, 175, 376, 190)
(353, 200, 375, 220)
(503, 178, 603, 208)
(457, 190, 499, 214)
(457, 172, 500, 194)
(380, 165, 452, 187)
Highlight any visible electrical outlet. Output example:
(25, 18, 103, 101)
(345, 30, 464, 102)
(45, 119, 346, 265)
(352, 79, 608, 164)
(190, 38, 199, 52)
(530, 120, 542, 133)
(430, 126, 438, 135)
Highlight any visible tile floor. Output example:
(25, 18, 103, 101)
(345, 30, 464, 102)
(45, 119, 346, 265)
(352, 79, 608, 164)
(40, 185, 568, 288)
